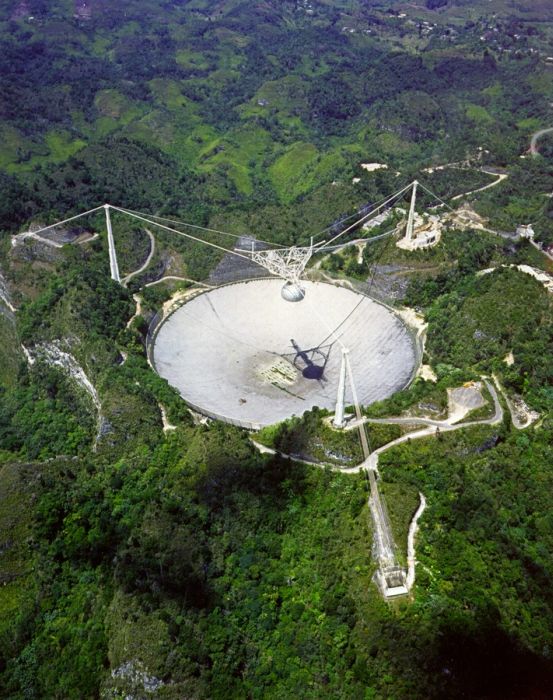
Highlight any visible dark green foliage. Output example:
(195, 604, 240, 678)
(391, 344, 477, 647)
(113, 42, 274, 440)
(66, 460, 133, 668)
(0, 364, 94, 459)
(0, 173, 30, 232)
(2, 565, 109, 700)
(307, 75, 361, 135)
(404, 229, 501, 307)
(18, 263, 131, 347)
(475, 157, 553, 234)
(257, 407, 401, 465)
(322, 244, 366, 278)
(424, 268, 552, 407)
(1, 2, 553, 698)
(380, 422, 553, 669)
(28, 139, 182, 215)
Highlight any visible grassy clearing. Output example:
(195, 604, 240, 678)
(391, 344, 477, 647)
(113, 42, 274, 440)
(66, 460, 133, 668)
(269, 142, 319, 201)
(465, 104, 494, 125)
(84, 90, 148, 140)
(2, 128, 86, 173)
(374, 131, 418, 158)
(44, 131, 86, 162)
(93, 89, 144, 123)
(212, 26, 251, 48)
(516, 117, 543, 131)
(147, 79, 189, 109)
(175, 49, 211, 71)
(240, 76, 309, 119)
(197, 124, 274, 194)
(123, 105, 204, 165)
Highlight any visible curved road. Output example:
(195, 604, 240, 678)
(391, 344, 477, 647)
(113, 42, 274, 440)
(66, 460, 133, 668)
(451, 171, 507, 202)
(342, 378, 502, 474)
(530, 127, 553, 156)
(252, 378, 502, 474)
(251, 377, 503, 596)
(122, 228, 156, 286)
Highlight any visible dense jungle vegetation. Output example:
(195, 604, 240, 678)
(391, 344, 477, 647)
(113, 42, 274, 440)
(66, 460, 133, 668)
(0, 0, 553, 698)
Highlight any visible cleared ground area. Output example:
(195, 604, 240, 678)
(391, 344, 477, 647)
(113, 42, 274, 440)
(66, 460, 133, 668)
(152, 279, 417, 429)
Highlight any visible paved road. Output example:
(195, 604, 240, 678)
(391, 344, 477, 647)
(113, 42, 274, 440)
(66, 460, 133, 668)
(251, 377, 503, 595)
(530, 127, 553, 156)
(349, 379, 502, 473)
(145, 275, 211, 288)
(492, 372, 540, 430)
(122, 228, 156, 286)
(343, 378, 502, 435)
(451, 172, 507, 201)
(530, 238, 553, 262)
(12, 230, 64, 248)
(406, 492, 426, 591)
(252, 379, 502, 475)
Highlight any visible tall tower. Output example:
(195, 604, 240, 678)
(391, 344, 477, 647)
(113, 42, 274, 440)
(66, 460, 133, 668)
(104, 204, 121, 283)
(405, 180, 418, 242)
(333, 348, 349, 428)
(333, 348, 408, 597)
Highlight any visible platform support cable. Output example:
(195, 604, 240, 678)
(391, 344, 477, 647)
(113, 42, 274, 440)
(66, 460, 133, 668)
(309, 183, 417, 245)
(314, 177, 458, 253)
(315, 223, 399, 351)
(321, 225, 400, 253)
(108, 205, 252, 261)
(344, 353, 371, 459)
(116, 207, 288, 249)
(287, 183, 411, 278)
(18, 205, 105, 237)
(314, 182, 414, 251)
(416, 180, 456, 213)
(303, 240, 405, 592)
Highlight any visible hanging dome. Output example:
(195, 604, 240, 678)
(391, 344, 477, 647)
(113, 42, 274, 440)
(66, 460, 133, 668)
(281, 282, 305, 302)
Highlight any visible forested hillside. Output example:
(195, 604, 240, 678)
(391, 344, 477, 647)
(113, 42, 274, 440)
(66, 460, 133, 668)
(0, 1, 552, 698)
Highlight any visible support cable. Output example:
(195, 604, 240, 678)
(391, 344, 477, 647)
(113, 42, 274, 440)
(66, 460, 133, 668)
(321, 225, 399, 252)
(345, 353, 372, 459)
(416, 181, 456, 213)
(315, 226, 399, 349)
(309, 184, 416, 244)
(301, 291, 374, 463)
(314, 182, 414, 251)
(18, 205, 106, 237)
(117, 207, 288, 249)
(107, 205, 252, 261)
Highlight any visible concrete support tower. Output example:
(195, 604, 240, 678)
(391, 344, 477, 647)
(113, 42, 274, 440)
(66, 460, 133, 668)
(333, 348, 349, 428)
(333, 349, 408, 597)
(405, 180, 418, 242)
(104, 204, 121, 283)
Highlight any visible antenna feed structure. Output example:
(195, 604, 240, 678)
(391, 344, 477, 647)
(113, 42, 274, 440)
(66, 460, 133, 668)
(250, 244, 313, 302)
(281, 281, 306, 302)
